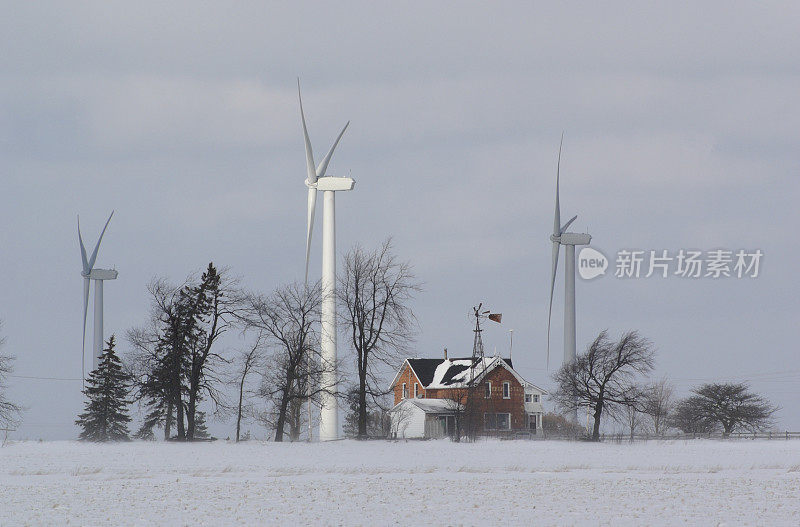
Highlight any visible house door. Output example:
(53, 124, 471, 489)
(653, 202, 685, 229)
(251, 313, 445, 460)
(527, 414, 537, 431)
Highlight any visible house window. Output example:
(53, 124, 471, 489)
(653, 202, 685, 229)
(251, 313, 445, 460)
(524, 394, 532, 403)
(484, 413, 511, 430)
(402, 383, 408, 399)
(414, 383, 419, 398)
(497, 413, 510, 430)
(502, 382, 511, 399)
(533, 394, 539, 403)
(485, 381, 492, 398)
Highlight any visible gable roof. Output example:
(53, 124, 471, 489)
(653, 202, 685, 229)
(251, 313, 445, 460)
(390, 355, 547, 393)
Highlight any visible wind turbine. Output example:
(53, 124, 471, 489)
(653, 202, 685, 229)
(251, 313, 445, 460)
(546, 136, 591, 423)
(78, 212, 118, 375)
(299, 80, 354, 441)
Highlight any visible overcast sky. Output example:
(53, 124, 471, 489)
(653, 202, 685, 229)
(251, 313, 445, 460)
(2, 2, 798, 439)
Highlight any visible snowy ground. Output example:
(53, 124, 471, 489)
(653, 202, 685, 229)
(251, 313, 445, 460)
(1, 439, 799, 526)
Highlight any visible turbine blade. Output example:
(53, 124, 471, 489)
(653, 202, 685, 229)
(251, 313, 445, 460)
(305, 187, 317, 284)
(553, 133, 563, 238)
(546, 241, 560, 370)
(82, 277, 89, 377)
(560, 215, 577, 235)
(78, 216, 89, 274)
(316, 121, 349, 179)
(87, 211, 113, 270)
(298, 79, 317, 184)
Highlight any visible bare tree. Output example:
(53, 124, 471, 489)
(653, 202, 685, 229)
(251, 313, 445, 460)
(388, 402, 413, 439)
(670, 397, 717, 435)
(184, 264, 241, 440)
(231, 336, 263, 442)
(673, 382, 778, 436)
(442, 386, 470, 442)
(552, 330, 655, 441)
(643, 377, 674, 436)
(126, 265, 241, 441)
(0, 322, 22, 432)
(612, 399, 644, 442)
(240, 282, 331, 442)
(345, 387, 395, 439)
(339, 239, 421, 439)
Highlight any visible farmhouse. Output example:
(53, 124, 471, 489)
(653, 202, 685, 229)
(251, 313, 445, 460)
(388, 353, 546, 439)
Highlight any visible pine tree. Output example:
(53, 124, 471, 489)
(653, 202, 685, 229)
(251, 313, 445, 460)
(193, 411, 211, 440)
(76, 335, 133, 442)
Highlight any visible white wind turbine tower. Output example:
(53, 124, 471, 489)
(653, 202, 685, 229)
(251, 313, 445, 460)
(546, 137, 591, 424)
(78, 212, 118, 375)
(299, 81, 354, 441)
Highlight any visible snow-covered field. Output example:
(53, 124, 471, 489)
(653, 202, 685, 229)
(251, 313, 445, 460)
(1, 439, 799, 526)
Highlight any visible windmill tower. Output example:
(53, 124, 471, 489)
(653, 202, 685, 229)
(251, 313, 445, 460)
(77, 212, 118, 378)
(298, 80, 354, 441)
(546, 136, 592, 424)
(469, 304, 502, 382)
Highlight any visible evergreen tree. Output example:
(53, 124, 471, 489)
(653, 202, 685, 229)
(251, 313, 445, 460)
(193, 410, 211, 440)
(76, 335, 133, 442)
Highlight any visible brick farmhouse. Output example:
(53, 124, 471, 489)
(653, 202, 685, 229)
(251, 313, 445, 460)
(388, 353, 546, 439)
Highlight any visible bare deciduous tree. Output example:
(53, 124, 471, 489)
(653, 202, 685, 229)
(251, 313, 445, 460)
(388, 401, 413, 439)
(0, 323, 22, 432)
(231, 336, 263, 442)
(670, 397, 717, 434)
(184, 264, 241, 440)
(126, 264, 241, 441)
(339, 239, 421, 439)
(552, 330, 655, 441)
(673, 382, 778, 436)
(442, 386, 471, 442)
(240, 282, 332, 442)
(643, 377, 674, 436)
(612, 397, 644, 442)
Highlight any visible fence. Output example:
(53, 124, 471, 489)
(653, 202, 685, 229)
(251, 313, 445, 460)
(493, 430, 800, 442)
(595, 431, 800, 443)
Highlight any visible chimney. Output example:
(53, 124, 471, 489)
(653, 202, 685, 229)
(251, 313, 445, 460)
(444, 347, 448, 360)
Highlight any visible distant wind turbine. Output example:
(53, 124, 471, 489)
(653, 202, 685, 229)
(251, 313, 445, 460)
(298, 80, 354, 441)
(78, 212, 118, 376)
(546, 136, 591, 423)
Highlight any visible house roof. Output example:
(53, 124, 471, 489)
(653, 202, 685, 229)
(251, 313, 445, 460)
(391, 398, 459, 414)
(405, 357, 514, 387)
(391, 355, 546, 394)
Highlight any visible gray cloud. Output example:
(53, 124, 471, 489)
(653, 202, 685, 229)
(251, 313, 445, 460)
(1, 2, 798, 438)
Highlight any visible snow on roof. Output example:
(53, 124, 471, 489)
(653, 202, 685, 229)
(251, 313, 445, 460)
(391, 398, 461, 414)
(391, 355, 546, 393)
(409, 356, 516, 389)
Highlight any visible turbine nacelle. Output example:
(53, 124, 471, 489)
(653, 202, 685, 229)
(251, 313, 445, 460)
(315, 176, 355, 192)
(551, 232, 592, 246)
(87, 269, 119, 280)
